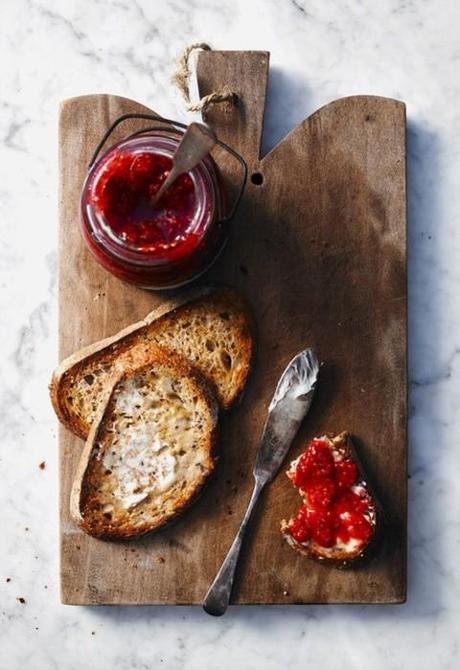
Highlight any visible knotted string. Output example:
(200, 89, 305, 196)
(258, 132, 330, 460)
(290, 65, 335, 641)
(171, 42, 237, 113)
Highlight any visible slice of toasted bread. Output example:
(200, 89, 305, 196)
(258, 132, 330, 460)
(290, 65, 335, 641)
(280, 432, 381, 566)
(71, 347, 218, 539)
(50, 286, 254, 440)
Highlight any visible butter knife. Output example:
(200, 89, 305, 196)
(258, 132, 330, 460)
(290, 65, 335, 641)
(203, 348, 320, 616)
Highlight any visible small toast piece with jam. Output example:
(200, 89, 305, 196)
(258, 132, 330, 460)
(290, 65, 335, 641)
(281, 432, 381, 566)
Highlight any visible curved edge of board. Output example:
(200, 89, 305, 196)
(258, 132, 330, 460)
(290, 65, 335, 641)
(261, 94, 406, 165)
(59, 93, 155, 114)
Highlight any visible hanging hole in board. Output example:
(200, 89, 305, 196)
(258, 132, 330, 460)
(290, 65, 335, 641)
(251, 172, 264, 186)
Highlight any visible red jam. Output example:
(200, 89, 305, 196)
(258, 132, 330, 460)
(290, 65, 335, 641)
(288, 439, 373, 549)
(92, 152, 197, 254)
(80, 134, 224, 289)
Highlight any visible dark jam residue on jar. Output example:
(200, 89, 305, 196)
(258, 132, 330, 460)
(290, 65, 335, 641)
(92, 151, 198, 258)
(288, 439, 373, 549)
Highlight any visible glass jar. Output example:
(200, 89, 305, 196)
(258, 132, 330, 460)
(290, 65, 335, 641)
(80, 126, 239, 289)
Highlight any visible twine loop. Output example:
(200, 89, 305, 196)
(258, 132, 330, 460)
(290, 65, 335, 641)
(172, 42, 237, 113)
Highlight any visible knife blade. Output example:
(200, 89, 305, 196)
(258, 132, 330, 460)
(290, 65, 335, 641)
(254, 347, 320, 482)
(203, 348, 319, 616)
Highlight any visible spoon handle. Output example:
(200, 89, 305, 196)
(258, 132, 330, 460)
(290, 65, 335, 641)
(203, 479, 265, 616)
(150, 123, 216, 208)
(150, 168, 180, 207)
(173, 122, 216, 173)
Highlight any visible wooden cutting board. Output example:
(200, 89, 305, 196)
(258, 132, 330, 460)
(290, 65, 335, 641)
(58, 50, 407, 605)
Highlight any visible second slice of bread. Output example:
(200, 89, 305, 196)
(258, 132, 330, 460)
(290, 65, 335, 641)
(71, 347, 218, 539)
(50, 287, 254, 440)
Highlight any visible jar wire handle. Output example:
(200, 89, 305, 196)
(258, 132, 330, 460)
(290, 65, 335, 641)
(88, 112, 247, 225)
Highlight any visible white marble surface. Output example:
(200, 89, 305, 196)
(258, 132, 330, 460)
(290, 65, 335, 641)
(1, 0, 459, 667)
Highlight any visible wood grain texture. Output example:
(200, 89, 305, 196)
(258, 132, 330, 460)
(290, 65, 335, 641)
(58, 51, 406, 605)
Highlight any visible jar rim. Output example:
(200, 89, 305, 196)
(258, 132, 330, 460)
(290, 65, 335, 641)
(80, 133, 218, 267)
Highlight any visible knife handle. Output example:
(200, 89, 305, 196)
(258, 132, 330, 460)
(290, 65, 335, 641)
(203, 479, 265, 616)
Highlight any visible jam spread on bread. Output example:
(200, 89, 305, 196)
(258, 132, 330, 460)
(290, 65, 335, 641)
(287, 438, 373, 549)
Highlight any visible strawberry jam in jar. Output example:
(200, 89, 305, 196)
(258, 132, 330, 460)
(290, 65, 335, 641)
(80, 132, 226, 289)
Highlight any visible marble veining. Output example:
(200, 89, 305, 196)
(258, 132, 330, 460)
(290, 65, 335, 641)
(1, 0, 460, 668)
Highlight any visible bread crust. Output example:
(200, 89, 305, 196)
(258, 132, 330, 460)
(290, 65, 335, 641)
(70, 346, 219, 540)
(280, 432, 383, 567)
(50, 285, 254, 440)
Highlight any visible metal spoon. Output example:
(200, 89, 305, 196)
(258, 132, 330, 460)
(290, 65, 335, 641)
(203, 348, 320, 616)
(150, 122, 217, 208)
